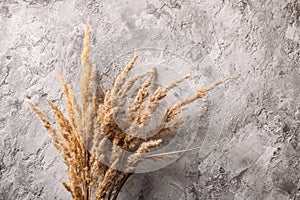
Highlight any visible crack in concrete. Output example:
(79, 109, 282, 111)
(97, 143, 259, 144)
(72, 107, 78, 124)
(0, 65, 11, 87)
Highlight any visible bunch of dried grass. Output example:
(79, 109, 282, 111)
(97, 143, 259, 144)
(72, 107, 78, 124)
(29, 21, 232, 200)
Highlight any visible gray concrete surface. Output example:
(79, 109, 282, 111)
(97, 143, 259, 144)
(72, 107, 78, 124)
(0, 0, 299, 199)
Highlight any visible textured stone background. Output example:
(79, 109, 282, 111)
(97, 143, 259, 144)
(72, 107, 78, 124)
(0, 0, 300, 199)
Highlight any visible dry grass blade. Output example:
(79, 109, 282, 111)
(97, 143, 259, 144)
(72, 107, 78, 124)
(144, 146, 203, 159)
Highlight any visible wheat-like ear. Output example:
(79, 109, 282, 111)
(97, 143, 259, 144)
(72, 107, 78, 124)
(178, 76, 233, 107)
(29, 102, 64, 152)
(118, 72, 150, 99)
(111, 54, 139, 97)
(127, 68, 156, 124)
(140, 73, 191, 122)
(127, 139, 163, 166)
(80, 19, 93, 111)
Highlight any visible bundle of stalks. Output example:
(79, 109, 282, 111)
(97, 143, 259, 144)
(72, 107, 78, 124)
(29, 21, 232, 200)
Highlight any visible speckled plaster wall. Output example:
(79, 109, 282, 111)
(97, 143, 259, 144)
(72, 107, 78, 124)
(0, 0, 299, 199)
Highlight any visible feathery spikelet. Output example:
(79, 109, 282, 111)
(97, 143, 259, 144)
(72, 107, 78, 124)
(127, 139, 163, 164)
(111, 54, 139, 97)
(29, 102, 63, 152)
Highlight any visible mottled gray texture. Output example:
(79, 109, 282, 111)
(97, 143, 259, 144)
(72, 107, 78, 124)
(0, 0, 299, 200)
